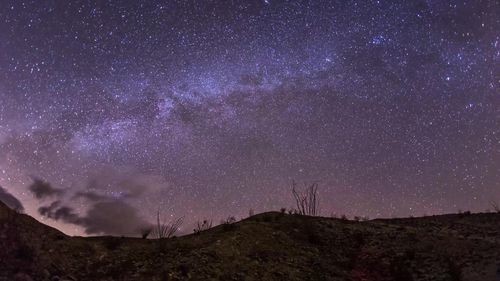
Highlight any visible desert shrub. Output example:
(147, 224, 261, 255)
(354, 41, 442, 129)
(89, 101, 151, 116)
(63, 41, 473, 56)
(152, 211, 183, 239)
(140, 226, 152, 239)
(152, 211, 183, 253)
(193, 219, 213, 234)
(221, 216, 236, 224)
(291, 181, 319, 216)
(221, 216, 237, 231)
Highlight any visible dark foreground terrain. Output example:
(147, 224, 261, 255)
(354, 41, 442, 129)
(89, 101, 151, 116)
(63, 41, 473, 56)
(1, 201, 499, 281)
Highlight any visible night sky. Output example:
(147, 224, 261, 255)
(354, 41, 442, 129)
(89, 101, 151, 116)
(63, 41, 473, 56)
(0, 1, 499, 236)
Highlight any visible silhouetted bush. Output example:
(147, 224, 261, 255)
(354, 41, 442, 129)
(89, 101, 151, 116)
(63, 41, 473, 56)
(221, 216, 237, 231)
(193, 219, 212, 234)
(140, 226, 152, 239)
(152, 211, 183, 253)
(221, 216, 236, 224)
(291, 181, 319, 216)
(152, 211, 183, 239)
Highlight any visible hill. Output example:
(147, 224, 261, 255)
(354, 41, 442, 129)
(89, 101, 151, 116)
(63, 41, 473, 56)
(1, 202, 499, 281)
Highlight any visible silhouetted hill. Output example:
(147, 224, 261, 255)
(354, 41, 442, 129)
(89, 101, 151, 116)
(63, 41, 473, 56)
(1, 202, 499, 281)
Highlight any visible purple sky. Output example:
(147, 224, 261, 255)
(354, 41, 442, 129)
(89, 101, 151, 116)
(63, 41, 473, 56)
(0, 0, 498, 236)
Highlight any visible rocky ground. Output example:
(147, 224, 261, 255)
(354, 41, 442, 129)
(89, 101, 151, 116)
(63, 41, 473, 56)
(1, 201, 499, 281)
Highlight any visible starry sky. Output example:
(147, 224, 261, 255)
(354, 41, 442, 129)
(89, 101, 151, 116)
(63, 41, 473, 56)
(0, 0, 499, 236)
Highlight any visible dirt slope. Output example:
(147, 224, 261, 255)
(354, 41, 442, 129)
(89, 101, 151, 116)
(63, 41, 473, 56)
(1, 202, 499, 281)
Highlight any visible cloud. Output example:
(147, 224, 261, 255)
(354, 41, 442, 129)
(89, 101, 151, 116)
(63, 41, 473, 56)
(82, 200, 151, 236)
(0, 186, 24, 212)
(38, 200, 81, 224)
(38, 195, 151, 236)
(28, 179, 65, 199)
(73, 191, 109, 202)
(31, 176, 155, 236)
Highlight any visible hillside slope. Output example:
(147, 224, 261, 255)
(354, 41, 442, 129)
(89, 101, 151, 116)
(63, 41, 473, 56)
(1, 202, 499, 281)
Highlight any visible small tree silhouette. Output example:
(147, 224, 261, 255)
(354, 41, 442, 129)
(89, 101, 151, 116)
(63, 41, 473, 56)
(193, 219, 213, 234)
(291, 181, 319, 216)
(152, 210, 183, 239)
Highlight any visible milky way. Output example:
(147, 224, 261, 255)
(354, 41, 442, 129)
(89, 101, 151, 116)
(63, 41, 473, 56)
(0, 1, 499, 235)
